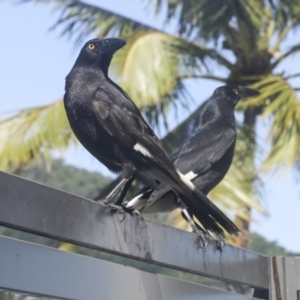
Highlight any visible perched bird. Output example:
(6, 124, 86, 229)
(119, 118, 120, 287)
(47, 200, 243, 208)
(63, 38, 240, 243)
(125, 85, 259, 237)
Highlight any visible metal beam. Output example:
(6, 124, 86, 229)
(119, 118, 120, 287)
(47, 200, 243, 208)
(0, 171, 268, 288)
(0, 236, 260, 300)
(269, 256, 300, 300)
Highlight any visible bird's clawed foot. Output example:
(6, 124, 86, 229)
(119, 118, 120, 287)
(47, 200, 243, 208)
(193, 229, 210, 249)
(193, 230, 224, 252)
(121, 204, 143, 219)
(100, 199, 142, 222)
(132, 209, 144, 220)
(215, 239, 225, 252)
(100, 199, 127, 215)
(132, 209, 141, 216)
(105, 201, 132, 222)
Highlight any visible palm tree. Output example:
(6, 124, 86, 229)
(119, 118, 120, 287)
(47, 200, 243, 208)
(2, 0, 300, 246)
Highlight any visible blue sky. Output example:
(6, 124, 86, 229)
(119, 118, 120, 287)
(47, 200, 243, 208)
(1, 0, 300, 252)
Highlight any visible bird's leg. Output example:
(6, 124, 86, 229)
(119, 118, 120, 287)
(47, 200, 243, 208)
(114, 175, 135, 206)
(113, 175, 141, 218)
(100, 178, 130, 213)
(176, 197, 224, 250)
(176, 197, 210, 248)
(131, 209, 142, 218)
(117, 164, 141, 217)
(175, 196, 202, 233)
(101, 164, 140, 217)
(99, 176, 134, 212)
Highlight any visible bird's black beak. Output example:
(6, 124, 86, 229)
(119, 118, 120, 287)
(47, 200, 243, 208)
(101, 38, 126, 54)
(238, 86, 260, 98)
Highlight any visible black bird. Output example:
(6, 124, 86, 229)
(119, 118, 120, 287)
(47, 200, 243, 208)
(63, 38, 240, 242)
(125, 85, 259, 238)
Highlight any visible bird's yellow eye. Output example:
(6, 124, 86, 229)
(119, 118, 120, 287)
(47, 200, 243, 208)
(88, 43, 95, 50)
(233, 88, 239, 95)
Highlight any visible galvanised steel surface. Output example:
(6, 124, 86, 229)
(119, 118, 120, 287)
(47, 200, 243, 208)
(0, 236, 261, 300)
(0, 171, 269, 288)
(269, 256, 300, 300)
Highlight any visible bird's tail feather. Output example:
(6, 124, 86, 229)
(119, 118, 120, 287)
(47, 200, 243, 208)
(162, 169, 240, 237)
(131, 153, 240, 237)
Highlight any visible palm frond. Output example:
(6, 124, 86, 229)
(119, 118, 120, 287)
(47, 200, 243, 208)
(155, 0, 265, 42)
(239, 75, 300, 172)
(270, 43, 300, 70)
(274, 0, 300, 28)
(0, 100, 76, 171)
(22, 0, 157, 45)
(112, 31, 186, 107)
(172, 40, 237, 73)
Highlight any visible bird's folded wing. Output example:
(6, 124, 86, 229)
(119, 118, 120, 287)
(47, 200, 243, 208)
(171, 125, 236, 175)
(92, 88, 178, 174)
(141, 126, 236, 212)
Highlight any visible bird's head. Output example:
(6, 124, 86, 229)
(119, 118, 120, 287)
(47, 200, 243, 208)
(74, 38, 126, 70)
(213, 85, 260, 106)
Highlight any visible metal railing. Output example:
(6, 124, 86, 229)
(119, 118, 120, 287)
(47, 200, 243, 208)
(0, 171, 298, 300)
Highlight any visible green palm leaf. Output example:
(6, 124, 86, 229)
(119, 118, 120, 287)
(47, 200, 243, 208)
(0, 100, 76, 171)
(238, 75, 300, 172)
(155, 0, 264, 41)
(113, 31, 186, 107)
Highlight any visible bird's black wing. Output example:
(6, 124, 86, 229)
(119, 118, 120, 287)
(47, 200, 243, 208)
(171, 123, 236, 176)
(141, 124, 236, 212)
(92, 87, 177, 175)
(140, 123, 236, 230)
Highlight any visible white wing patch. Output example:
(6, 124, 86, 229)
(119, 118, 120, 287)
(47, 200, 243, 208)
(125, 193, 145, 208)
(184, 170, 197, 181)
(177, 170, 195, 190)
(134, 143, 153, 159)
